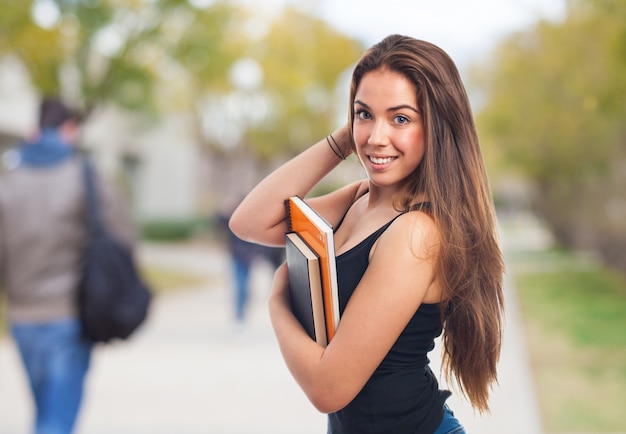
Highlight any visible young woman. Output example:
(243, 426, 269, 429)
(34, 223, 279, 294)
(229, 34, 505, 434)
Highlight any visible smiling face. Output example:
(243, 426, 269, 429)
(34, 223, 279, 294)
(352, 68, 425, 192)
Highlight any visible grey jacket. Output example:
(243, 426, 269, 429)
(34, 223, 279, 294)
(0, 157, 136, 323)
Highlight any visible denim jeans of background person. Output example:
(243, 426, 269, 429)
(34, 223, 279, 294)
(228, 232, 285, 322)
(0, 97, 137, 434)
(218, 200, 285, 325)
(11, 319, 92, 434)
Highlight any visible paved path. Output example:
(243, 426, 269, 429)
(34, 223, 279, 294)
(0, 234, 543, 433)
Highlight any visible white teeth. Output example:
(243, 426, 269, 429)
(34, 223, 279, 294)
(370, 156, 394, 164)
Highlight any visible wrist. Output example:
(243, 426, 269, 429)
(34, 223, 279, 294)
(327, 129, 352, 160)
(326, 135, 345, 160)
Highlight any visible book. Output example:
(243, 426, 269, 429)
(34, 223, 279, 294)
(284, 232, 327, 346)
(285, 196, 339, 342)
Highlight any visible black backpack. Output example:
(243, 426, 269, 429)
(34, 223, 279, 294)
(78, 158, 152, 343)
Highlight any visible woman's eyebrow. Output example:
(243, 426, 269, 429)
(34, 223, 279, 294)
(388, 104, 420, 114)
(354, 100, 419, 114)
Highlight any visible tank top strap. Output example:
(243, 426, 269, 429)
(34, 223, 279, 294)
(367, 201, 432, 245)
(359, 212, 406, 252)
(334, 189, 370, 232)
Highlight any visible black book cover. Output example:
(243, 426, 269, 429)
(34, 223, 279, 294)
(285, 232, 327, 346)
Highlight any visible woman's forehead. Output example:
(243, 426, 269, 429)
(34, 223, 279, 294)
(354, 69, 417, 109)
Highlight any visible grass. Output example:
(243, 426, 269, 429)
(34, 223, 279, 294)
(510, 248, 626, 432)
(141, 265, 212, 294)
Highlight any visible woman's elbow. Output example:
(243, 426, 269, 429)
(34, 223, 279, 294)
(306, 387, 354, 414)
(228, 214, 245, 239)
(229, 209, 285, 246)
(311, 400, 343, 415)
(228, 207, 256, 241)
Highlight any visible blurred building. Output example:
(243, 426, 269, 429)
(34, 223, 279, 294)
(0, 56, 207, 224)
(0, 57, 360, 228)
(0, 57, 37, 151)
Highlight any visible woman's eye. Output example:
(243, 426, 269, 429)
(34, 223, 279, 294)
(394, 115, 409, 125)
(355, 109, 371, 120)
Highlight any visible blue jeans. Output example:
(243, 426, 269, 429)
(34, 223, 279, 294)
(232, 258, 251, 322)
(433, 405, 466, 434)
(11, 318, 93, 434)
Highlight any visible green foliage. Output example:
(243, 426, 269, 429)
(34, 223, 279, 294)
(0, 2, 35, 52)
(169, 2, 238, 90)
(0, 0, 239, 116)
(515, 252, 626, 346)
(476, 0, 625, 182)
(142, 265, 209, 294)
(474, 0, 626, 271)
(511, 247, 626, 431)
(0, 1, 362, 163)
(141, 218, 202, 241)
(241, 7, 364, 159)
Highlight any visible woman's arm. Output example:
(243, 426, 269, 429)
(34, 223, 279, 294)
(270, 211, 442, 413)
(229, 126, 357, 247)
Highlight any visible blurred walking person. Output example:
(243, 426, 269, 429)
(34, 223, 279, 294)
(0, 96, 136, 434)
(218, 197, 284, 328)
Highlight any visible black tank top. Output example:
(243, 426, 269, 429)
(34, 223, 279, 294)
(328, 210, 450, 434)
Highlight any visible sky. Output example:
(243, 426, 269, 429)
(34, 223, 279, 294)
(32, 0, 568, 74)
(236, 0, 567, 70)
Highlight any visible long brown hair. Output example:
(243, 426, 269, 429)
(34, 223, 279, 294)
(348, 34, 505, 413)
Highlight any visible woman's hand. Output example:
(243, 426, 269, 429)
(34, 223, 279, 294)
(269, 262, 290, 309)
(229, 126, 353, 247)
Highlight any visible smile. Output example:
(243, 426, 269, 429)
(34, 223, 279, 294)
(369, 156, 396, 164)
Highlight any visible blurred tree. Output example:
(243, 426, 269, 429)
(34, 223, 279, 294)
(0, 0, 238, 116)
(0, 1, 362, 153)
(249, 7, 363, 158)
(199, 6, 364, 160)
(0, 1, 365, 218)
(475, 0, 626, 271)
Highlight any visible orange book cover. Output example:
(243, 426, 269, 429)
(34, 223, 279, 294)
(285, 196, 339, 342)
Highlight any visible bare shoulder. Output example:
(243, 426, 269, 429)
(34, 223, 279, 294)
(371, 210, 440, 265)
(364, 210, 441, 303)
(391, 210, 439, 250)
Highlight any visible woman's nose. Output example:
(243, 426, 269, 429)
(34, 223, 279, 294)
(367, 121, 391, 147)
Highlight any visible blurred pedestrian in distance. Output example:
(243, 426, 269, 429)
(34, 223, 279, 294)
(218, 197, 284, 327)
(0, 96, 136, 434)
